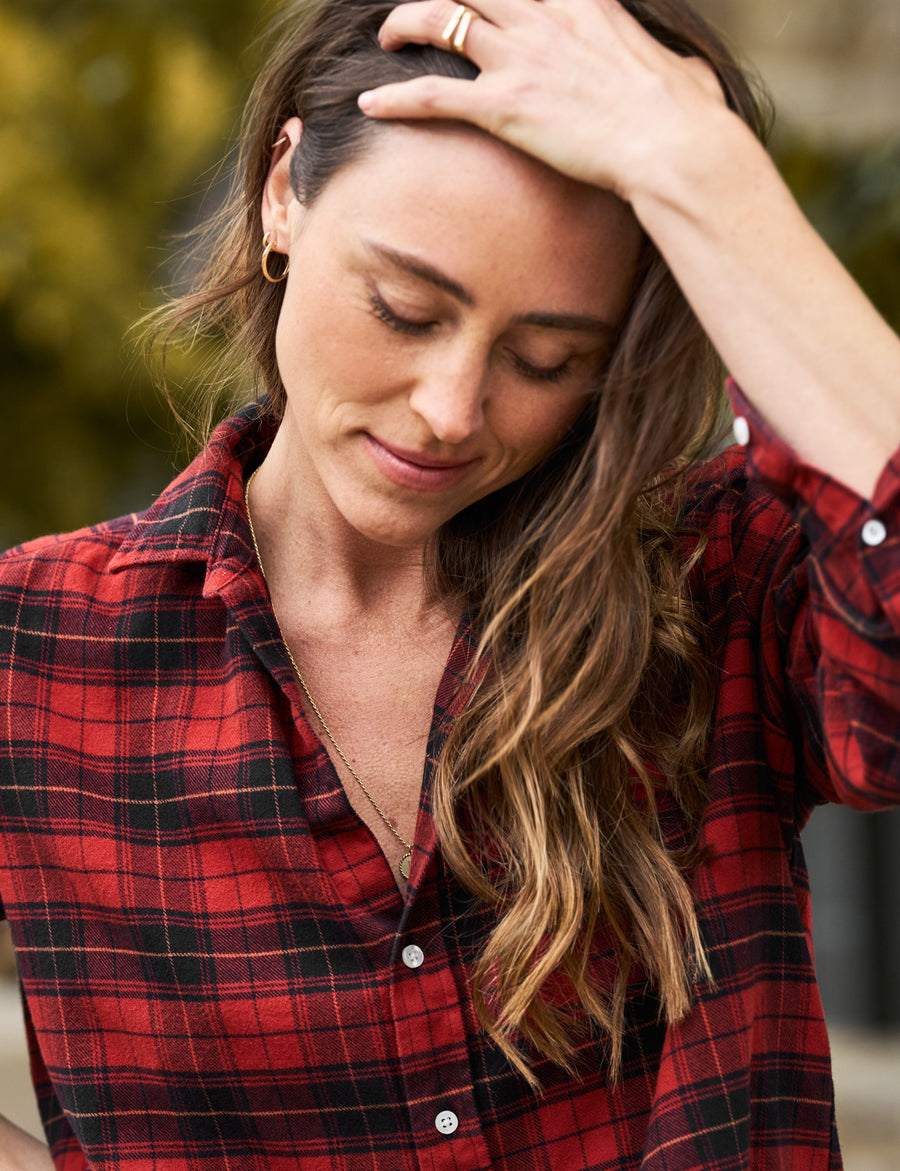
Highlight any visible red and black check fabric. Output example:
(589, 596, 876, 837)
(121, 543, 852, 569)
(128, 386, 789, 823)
(1, 391, 898, 1170)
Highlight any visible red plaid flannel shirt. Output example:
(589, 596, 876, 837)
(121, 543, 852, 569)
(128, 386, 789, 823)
(1, 388, 898, 1170)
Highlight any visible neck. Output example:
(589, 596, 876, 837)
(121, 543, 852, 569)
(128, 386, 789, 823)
(245, 450, 449, 634)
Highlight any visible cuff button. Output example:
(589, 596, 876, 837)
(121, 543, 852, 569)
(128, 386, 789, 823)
(862, 518, 887, 547)
(733, 416, 751, 446)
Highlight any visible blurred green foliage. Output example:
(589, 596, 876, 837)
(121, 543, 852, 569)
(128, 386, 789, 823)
(0, 0, 275, 544)
(775, 137, 900, 338)
(1, 2, 899, 545)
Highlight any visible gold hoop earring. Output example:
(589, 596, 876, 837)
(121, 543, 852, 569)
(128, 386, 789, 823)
(261, 231, 290, 284)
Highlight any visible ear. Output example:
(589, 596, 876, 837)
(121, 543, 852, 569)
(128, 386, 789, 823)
(261, 117, 303, 252)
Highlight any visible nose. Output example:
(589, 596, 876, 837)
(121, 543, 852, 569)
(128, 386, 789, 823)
(408, 347, 487, 445)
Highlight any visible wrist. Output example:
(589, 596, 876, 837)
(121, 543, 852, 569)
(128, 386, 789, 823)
(625, 102, 775, 230)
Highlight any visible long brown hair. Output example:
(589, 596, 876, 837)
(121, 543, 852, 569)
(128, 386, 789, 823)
(151, 0, 771, 1086)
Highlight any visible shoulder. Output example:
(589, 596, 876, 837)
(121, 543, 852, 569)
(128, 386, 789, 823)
(684, 444, 793, 535)
(0, 402, 274, 617)
(682, 444, 808, 617)
(0, 515, 204, 665)
(0, 514, 148, 599)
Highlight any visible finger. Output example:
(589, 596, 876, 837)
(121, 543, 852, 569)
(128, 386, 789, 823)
(377, 0, 535, 40)
(378, 0, 548, 61)
(378, 0, 495, 61)
(358, 73, 495, 127)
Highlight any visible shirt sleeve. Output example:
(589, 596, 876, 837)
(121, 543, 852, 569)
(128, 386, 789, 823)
(727, 378, 900, 809)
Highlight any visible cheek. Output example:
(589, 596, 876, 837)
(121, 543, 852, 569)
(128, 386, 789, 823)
(276, 286, 389, 400)
(498, 390, 591, 459)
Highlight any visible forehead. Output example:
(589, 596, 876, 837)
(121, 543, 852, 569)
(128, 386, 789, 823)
(299, 122, 643, 318)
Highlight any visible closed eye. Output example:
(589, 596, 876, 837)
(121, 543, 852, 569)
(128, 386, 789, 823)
(369, 291, 435, 336)
(371, 286, 581, 383)
(506, 349, 573, 384)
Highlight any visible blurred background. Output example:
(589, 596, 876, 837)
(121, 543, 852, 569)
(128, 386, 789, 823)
(1, 0, 899, 1164)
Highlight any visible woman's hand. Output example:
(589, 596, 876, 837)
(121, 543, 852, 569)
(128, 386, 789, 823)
(363, 0, 900, 499)
(360, 0, 729, 203)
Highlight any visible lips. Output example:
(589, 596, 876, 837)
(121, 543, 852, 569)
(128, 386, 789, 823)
(364, 434, 479, 492)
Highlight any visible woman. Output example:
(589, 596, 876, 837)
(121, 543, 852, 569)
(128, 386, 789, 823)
(1, 0, 898, 1166)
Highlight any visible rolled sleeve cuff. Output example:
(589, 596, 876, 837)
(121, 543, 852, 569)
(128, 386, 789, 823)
(726, 378, 900, 629)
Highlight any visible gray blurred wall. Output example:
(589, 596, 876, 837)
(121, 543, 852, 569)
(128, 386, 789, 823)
(694, 0, 900, 142)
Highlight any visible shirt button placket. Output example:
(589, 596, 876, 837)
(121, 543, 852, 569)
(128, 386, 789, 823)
(392, 903, 492, 1169)
(435, 1109, 459, 1136)
(402, 943, 425, 969)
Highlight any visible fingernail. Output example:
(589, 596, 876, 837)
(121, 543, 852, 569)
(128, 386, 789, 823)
(358, 91, 374, 111)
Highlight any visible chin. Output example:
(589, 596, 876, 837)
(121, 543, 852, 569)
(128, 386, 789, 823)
(342, 505, 448, 550)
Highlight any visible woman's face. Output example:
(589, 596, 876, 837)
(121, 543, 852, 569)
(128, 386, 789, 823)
(263, 121, 642, 550)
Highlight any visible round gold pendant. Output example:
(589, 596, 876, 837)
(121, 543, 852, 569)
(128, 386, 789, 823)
(399, 852, 411, 880)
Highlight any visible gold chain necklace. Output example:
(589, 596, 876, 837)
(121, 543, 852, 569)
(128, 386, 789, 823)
(243, 468, 413, 880)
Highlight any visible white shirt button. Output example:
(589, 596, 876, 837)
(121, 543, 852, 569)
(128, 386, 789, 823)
(435, 1110, 459, 1135)
(401, 944, 424, 969)
(732, 416, 751, 446)
(861, 518, 887, 547)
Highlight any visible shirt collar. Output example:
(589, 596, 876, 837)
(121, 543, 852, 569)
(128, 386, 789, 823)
(107, 401, 275, 600)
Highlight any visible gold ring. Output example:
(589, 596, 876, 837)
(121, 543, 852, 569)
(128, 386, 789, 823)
(441, 4, 478, 56)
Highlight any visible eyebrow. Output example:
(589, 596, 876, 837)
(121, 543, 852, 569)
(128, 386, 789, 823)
(366, 241, 474, 305)
(364, 241, 618, 337)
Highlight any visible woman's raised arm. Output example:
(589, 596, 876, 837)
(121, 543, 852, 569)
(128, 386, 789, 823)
(362, 0, 900, 500)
